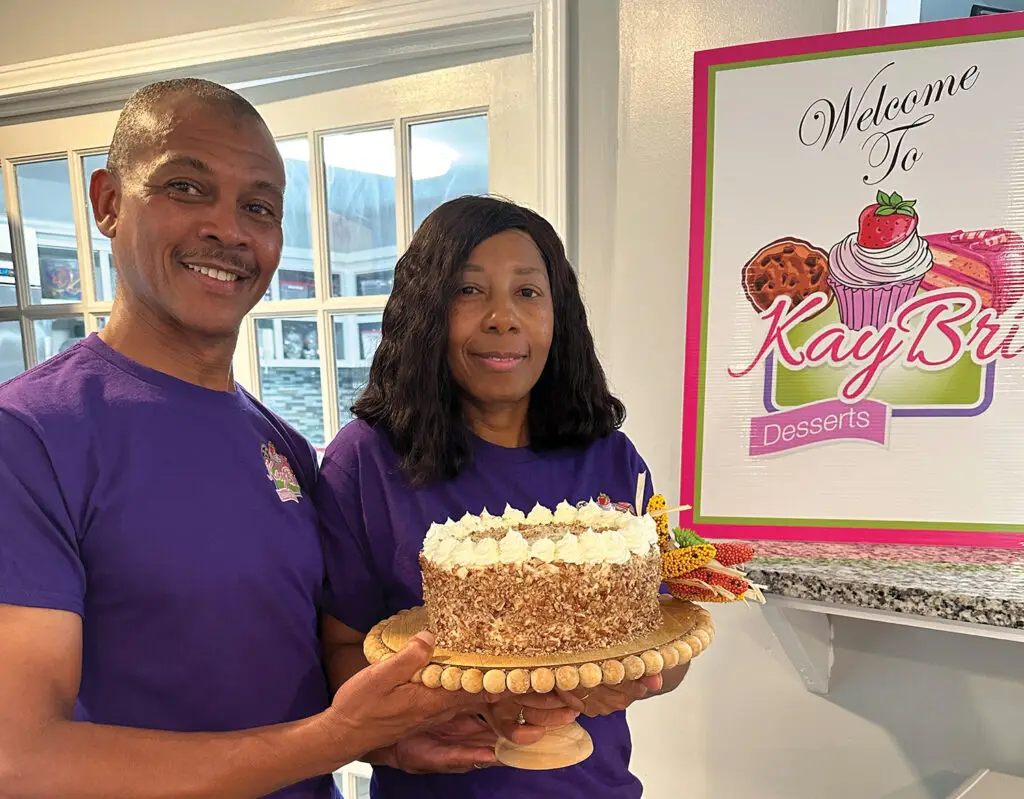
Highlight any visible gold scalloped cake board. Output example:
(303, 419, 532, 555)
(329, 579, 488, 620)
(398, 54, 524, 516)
(364, 596, 714, 771)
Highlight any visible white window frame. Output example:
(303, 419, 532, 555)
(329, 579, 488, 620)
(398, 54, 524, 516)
(335, 759, 372, 796)
(837, 0, 889, 29)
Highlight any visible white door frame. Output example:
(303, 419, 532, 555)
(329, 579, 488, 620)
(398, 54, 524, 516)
(0, 0, 568, 242)
(837, 0, 889, 29)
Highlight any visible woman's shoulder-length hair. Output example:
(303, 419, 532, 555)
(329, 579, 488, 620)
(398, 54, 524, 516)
(352, 195, 625, 485)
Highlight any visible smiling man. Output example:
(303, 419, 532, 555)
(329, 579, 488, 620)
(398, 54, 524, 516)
(0, 79, 492, 799)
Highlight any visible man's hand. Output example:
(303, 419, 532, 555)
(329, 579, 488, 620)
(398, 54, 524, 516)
(369, 716, 498, 774)
(322, 632, 488, 762)
(557, 674, 664, 718)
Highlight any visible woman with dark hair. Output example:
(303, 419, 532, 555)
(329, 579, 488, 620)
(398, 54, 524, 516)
(316, 196, 686, 797)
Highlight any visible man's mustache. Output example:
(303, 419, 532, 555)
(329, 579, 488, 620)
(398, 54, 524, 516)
(176, 248, 257, 278)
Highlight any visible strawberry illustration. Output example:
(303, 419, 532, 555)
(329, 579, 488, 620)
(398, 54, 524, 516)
(856, 190, 918, 249)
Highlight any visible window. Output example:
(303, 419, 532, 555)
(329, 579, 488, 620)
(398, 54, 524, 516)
(0, 173, 15, 309)
(82, 153, 116, 302)
(0, 320, 24, 383)
(883, 0, 1024, 25)
(334, 761, 372, 799)
(410, 115, 489, 231)
(247, 111, 489, 450)
(0, 156, 107, 385)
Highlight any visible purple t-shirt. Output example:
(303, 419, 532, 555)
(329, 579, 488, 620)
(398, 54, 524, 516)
(0, 335, 334, 799)
(316, 419, 655, 799)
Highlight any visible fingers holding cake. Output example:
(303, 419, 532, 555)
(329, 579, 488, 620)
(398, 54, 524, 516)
(382, 716, 500, 774)
(555, 679, 653, 718)
(484, 697, 580, 744)
(327, 631, 492, 758)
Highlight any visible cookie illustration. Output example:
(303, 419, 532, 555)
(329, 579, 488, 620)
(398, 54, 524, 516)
(741, 237, 832, 317)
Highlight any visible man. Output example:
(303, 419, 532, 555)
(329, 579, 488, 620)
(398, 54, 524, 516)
(0, 79, 490, 798)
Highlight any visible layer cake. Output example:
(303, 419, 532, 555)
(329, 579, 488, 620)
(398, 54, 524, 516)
(420, 501, 662, 656)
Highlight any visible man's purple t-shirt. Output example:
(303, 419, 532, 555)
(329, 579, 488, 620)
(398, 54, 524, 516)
(316, 419, 655, 799)
(0, 335, 334, 799)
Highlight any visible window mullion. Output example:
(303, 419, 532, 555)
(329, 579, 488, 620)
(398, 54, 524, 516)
(310, 130, 331, 304)
(4, 164, 37, 365)
(68, 149, 98, 311)
(394, 117, 412, 253)
(233, 317, 259, 397)
(318, 307, 340, 445)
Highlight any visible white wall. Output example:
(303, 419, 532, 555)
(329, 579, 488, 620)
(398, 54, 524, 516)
(0, 0, 354, 66)
(605, 2, 1024, 798)
(5, 1, 1024, 797)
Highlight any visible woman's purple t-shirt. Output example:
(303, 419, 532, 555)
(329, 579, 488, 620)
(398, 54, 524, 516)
(316, 419, 655, 799)
(0, 335, 334, 799)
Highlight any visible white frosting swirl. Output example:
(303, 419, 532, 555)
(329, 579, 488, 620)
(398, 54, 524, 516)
(622, 519, 652, 555)
(452, 538, 477, 565)
(526, 503, 554, 524)
(828, 230, 933, 288)
(458, 512, 481, 534)
(423, 522, 444, 552)
(555, 533, 584, 564)
(530, 538, 557, 563)
(576, 500, 606, 526)
(502, 504, 527, 525)
(433, 537, 459, 566)
(553, 501, 577, 524)
(604, 530, 632, 565)
(472, 537, 500, 566)
(499, 529, 530, 563)
(639, 515, 658, 547)
(579, 529, 605, 564)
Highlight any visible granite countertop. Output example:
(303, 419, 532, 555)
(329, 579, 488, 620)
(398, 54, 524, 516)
(742, 541, 1024, 629)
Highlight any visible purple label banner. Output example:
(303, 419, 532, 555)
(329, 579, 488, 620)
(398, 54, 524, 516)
(749, 399, 890, 457)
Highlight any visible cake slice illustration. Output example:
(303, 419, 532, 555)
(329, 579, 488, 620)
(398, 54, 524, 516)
(921, 228, 1024, 313)
(827, 191, 934, 330)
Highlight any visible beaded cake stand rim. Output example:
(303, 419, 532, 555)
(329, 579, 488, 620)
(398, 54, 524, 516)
(363, 596, 714, 693)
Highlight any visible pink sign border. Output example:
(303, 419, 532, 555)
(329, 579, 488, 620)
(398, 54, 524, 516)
(681, 12, 1024, 549)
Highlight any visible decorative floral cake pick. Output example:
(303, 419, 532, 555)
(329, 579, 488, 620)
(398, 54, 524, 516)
(645, 494, 766, 605)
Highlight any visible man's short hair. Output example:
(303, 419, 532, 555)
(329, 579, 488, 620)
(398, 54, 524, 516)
(107, 78, 265, 179)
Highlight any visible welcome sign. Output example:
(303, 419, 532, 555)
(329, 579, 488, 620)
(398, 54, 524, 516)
(682, 13, 1024, 547)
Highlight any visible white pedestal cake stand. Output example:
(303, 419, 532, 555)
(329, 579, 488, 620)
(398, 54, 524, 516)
(363, 595, 714, 770)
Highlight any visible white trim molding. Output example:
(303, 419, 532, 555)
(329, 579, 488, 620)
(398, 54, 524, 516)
(0, 0, 569, 241)
(837, 0, 888, 30)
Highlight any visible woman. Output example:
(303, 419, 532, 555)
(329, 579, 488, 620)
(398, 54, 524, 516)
(315, 196, 686, 798)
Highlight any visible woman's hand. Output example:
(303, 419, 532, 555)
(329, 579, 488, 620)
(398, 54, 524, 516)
(320, 632, 487, 763)
(556, 674, 663, 718)
(368, 694, 579, 774)
(367, 715, 499, 773)
(483, 693, 581, 741)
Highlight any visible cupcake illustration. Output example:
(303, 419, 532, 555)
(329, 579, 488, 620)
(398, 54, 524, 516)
(827, 191, 933, 330)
